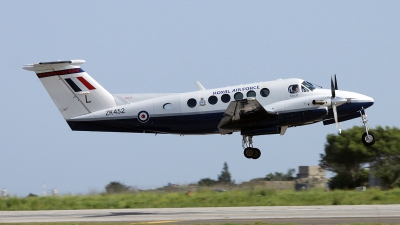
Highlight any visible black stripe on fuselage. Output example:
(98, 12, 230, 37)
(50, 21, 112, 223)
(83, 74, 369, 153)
(66, 108, 330, 134)
(325, 101, 374, 120)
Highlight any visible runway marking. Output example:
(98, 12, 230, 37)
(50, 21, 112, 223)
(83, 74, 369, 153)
(132, 221, 181, 224)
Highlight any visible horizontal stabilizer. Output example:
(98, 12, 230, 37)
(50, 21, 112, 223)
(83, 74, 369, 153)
(23, 60, 85, 72)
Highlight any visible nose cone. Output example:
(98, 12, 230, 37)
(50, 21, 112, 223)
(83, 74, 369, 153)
(361, 95, 374, 109)
(335, 90, 374, 111)
(351, 92, 374, 109)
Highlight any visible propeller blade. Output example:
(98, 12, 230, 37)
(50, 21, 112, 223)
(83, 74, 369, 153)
(333, 103, 338, 124)
(332, 103, 341, 133)
(334, 74, 338, 90)
(331, 77, 336, 98)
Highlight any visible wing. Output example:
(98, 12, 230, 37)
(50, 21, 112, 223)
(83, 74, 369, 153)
(218, 98, 278, 134)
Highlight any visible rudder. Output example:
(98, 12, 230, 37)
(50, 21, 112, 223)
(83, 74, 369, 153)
(23, 60, 117, 119)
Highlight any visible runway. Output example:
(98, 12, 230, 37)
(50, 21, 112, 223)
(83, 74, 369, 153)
(1, 205, 399, 224)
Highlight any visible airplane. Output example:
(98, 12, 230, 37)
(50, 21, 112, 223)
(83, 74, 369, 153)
(23, 60, 375, 159)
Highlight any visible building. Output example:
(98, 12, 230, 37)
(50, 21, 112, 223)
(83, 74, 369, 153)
(296, 166, 328, 189)
(297, 166, 326, 179)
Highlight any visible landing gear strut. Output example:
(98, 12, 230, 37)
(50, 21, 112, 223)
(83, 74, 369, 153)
(242, 135, 261, 159)
(360, 108, 375, 146)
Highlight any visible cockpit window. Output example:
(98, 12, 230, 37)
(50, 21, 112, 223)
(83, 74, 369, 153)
(301, 85, 309, 92)
(302, 81, 316, 91)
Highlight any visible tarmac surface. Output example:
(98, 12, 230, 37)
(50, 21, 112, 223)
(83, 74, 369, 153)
(0, 205, 399, 224)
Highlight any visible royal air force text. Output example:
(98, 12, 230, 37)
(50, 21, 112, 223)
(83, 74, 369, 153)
(212, 86, 260, 95)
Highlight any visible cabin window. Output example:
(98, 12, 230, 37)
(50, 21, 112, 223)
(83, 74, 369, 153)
(247, 90, 256, 98)
(163, 103, 173, 110)
(187, 98, 197, 108)
(208, 95, 218, 105)
(288, 85, 299, 94)
(234, 92, 243, 100)
(221, 94, 231, 103)
(260, 88, 270, 97)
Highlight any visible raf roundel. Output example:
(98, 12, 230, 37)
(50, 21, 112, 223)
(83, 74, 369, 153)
(137, 111, 150, 123)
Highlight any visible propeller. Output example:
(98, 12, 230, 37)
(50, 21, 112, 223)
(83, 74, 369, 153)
(331, 75, 345, 133)
(334, 74, 338, 90)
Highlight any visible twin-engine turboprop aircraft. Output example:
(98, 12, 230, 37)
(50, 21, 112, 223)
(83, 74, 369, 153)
(24, 60, 375, 159)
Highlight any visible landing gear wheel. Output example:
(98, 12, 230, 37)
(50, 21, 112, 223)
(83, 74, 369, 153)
(362, 132, 375, 146)
(244, 147, 254, 159)
(252, 148, 261, 159)
(242, 135, 261, 159)
(243, 148, 261, 159)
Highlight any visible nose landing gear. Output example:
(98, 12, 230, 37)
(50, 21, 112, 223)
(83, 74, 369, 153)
(360, 108, 375, 146)
(242, 135, 261, 159)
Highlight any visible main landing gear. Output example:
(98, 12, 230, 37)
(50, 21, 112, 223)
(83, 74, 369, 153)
(360, 108, 375, 146)
(242, 135, 261, 159)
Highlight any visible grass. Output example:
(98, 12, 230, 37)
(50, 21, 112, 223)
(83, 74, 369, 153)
(0, 223, 398, 225)
(1, 188, 400, 211)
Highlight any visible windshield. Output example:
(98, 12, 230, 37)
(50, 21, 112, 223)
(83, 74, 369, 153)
(302, 81, 316, 91)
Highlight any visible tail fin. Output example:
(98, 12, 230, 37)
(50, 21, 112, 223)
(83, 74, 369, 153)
(23, 60, 116, 119)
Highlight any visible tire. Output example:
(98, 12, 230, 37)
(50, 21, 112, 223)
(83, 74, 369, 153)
(244, 148, 254, 159)
(362, 132, 376, 146)
(252, 148, 261, 159)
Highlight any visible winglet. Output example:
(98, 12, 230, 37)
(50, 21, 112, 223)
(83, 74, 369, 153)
(195, 81, 206, 91)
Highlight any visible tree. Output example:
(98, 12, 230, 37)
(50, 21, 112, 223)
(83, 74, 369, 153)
(198, 178, 217, 186)
(373, 157, 400, 188)
(320, 126, 400, 189)
(265, 168, 296, 181)
(26, 193, 38, 198)
(105, 181, 130, 194)
(368, 126, 400, 188)
(217, 162, 234, 184)
(320, 126, 373, 189)
(327, 169, 369, 190)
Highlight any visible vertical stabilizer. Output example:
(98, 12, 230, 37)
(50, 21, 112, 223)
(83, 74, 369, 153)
(23, 60, 117, 119)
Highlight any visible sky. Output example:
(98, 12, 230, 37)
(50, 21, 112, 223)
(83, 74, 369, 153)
(1, 1, 400, 196)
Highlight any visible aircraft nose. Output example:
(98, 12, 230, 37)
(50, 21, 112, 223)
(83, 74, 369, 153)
(335, 90, 374, 112)
(360, 94, 374, 108)
(352, 93, 374, 109)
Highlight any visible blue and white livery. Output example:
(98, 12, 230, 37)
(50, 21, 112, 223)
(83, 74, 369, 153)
(23, 60, 375, 159)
